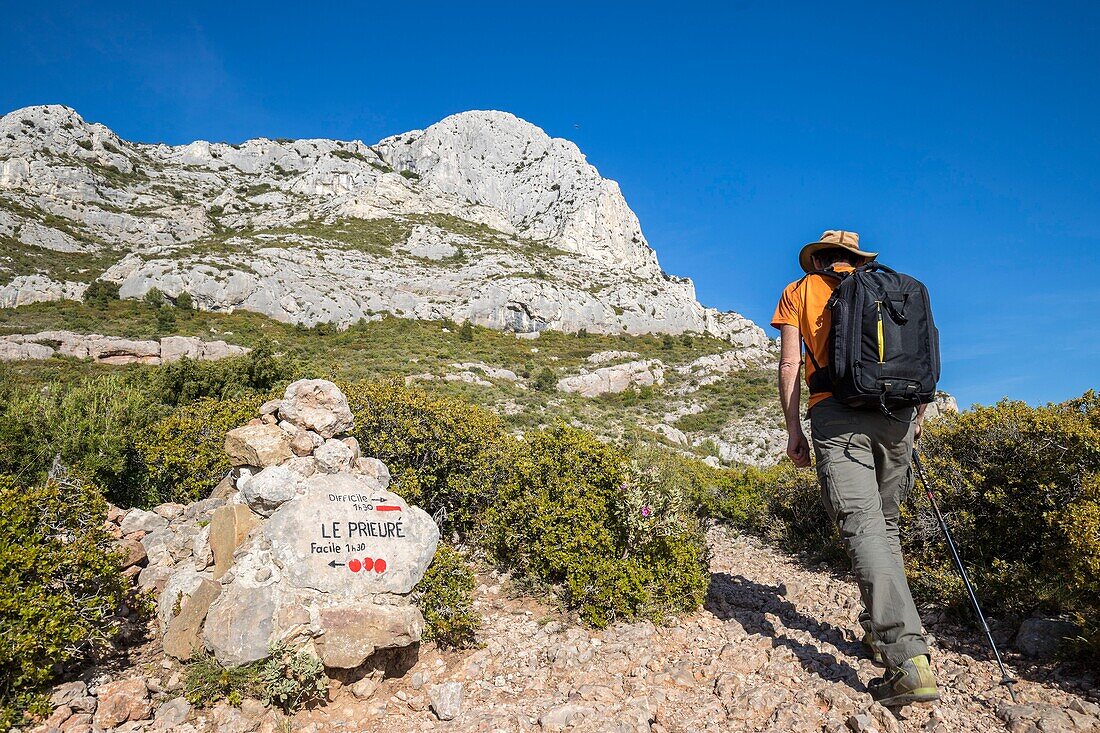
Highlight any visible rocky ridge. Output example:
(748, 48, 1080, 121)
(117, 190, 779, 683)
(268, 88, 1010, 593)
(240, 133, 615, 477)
(0, 330, 248, 364)
(0, 105, 766, 345)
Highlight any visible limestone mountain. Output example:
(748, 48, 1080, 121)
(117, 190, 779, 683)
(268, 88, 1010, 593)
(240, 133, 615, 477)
(0, 104, 766, 347)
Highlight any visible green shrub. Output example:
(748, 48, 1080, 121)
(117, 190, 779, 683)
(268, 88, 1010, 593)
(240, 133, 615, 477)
(458, 320, 474, 342)
(485, 426, 709, 627)
(185, 643, 325, 713)
(154, 345, 295, 406)
(414, 544, 481, 648)
(138, 396, 262, 505)
(533, 367, 556, 392)
(259, 643, 326, 713)
(0, 374, 160, 506)
(143, 287, 166, 308)
(0, 474, 127, 726)
(342, 380, 514, 535)
(155, 306, 176, 332)
(82, 279, 120, 307)
(737, 462, 844, 562)
(183, 653, 262, 708)
(175, 291, 194, 310)
(911, 395, 1100, 653)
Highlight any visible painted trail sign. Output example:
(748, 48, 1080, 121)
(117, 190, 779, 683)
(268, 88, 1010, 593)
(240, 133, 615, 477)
(263, 473, 439, 595)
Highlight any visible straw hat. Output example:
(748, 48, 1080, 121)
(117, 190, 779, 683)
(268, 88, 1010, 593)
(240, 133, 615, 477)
(799, 230, 878, 273)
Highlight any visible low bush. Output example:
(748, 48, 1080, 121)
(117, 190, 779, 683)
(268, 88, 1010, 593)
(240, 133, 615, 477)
(153, 345, 295, 406)
(259, 643, 327, 713)
(342, 380, 515, 535)
(137, 396, 262, 505)
(183, 653, 262, 708)
(484, 426, 709, 627)
(910, 394, 1100, 659)
(0, 374, 159, 506)
(415, 544, 481, 648)
(0, 473, 127, 727)
(185, 643, 326, 713)
(82, 279, 120, 307)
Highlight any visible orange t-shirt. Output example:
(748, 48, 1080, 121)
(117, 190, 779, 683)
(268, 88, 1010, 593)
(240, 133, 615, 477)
(771, 263, 854, 409)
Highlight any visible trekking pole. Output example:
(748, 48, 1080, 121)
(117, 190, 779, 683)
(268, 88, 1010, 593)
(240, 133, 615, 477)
(912, 448, 1017, 701)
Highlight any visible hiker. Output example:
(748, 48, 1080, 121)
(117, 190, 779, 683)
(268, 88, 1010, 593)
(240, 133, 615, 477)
(771, 230, 939, 706)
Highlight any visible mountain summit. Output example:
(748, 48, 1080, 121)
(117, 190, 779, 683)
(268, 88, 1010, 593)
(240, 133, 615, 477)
(0, 105, 766, 346)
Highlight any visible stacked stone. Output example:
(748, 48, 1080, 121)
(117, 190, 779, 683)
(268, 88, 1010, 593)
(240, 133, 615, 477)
(109, 379, 438, 681)
(224, 378, 384, 486)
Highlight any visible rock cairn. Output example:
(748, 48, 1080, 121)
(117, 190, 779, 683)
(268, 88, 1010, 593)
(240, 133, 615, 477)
(104, 378, 440, 679)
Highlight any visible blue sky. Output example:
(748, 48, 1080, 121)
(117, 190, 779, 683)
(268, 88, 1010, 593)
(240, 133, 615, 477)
(2, 1, 1097, 407)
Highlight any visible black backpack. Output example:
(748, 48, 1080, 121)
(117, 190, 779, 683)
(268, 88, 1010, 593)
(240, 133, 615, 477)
(805, 263, 940, 414)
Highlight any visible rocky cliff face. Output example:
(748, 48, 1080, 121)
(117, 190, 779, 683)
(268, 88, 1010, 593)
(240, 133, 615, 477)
(0, 105, 767, 346)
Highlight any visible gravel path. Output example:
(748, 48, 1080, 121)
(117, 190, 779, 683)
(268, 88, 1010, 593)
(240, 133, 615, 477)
(285, 526, 1099, 732)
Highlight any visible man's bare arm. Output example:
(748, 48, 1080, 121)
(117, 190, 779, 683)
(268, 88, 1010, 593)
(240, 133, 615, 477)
(778, 324, 811, 466)
(915, 402, 928, 440)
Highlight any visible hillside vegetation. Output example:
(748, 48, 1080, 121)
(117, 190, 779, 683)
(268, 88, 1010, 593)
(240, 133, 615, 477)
(0, 299, 780, 465)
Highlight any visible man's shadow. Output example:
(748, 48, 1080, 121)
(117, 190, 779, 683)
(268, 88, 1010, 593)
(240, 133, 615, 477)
(706, 572, 867, 693)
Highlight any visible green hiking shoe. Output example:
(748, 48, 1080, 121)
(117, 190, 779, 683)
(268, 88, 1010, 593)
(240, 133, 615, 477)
(861, 630, 885, 666)
(869, 655, 940, 707)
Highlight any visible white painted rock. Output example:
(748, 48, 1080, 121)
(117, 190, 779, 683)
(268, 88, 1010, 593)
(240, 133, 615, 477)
(262, 472, 438, 596)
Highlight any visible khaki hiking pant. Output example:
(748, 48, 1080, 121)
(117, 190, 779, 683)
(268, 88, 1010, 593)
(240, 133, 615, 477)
(809, 397, 929, 668)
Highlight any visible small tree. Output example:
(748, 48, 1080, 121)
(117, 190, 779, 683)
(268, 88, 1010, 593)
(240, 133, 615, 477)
(144, 288, 166, 308)
(82, 280, 120, 308)
(458, 320, 474, 342)
(534, 368, 557, 392)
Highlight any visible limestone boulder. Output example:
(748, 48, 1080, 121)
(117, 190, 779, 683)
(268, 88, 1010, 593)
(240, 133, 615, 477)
(354, 457, 391, 488)
(163, 579, 221, 661)
(224, 423, 293, 467)
(557, 359, 665, 397)
(278, 379, 354, 438)
(429, 681, 464, 721)
(208, 504, 261, 579)
(315, 438, 354, 474)
(120, 507, 167, 535)
(203, 581, 279, 667)
(0, 339, 54, 361)
(160, 335, 204, 362)
(239, 465, 303, 517)
(1016, 617, 1078, 659)
(314, 604, 424, 668)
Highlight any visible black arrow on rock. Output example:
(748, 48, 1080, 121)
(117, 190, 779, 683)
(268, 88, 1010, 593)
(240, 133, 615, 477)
(328, 559, 345, 568)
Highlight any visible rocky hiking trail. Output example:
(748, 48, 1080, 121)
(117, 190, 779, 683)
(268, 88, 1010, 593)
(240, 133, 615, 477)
(191, 528, 1096, 733)
(29, 527, 1100, 733)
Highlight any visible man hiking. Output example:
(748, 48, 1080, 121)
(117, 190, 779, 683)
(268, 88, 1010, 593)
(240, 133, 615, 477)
(771, 230, 939, 706)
